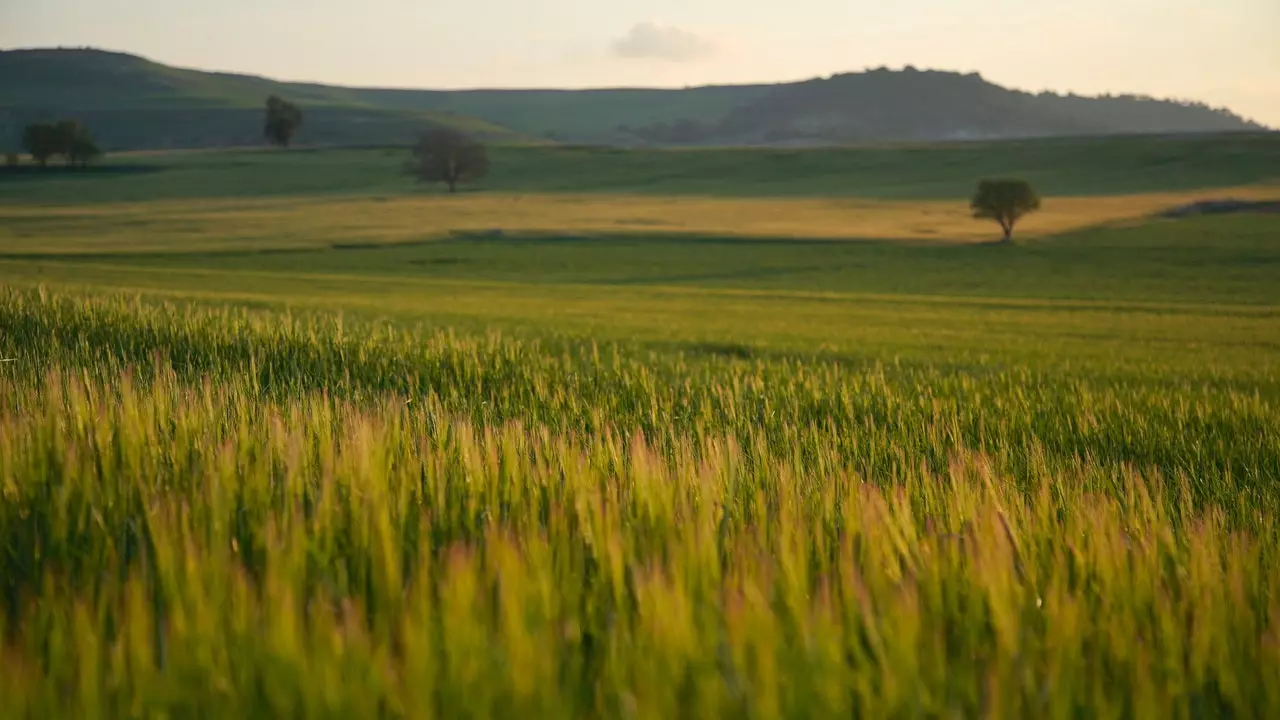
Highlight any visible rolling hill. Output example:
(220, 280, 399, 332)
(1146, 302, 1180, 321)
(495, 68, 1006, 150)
(0, 48, 1269, 151)
(0, 49, 533, 150)
(624, 68, 1266, 145)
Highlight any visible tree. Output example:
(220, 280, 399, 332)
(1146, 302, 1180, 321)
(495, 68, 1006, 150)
(53, 121, 99, 167)
(20, 120, 102, 168)
(264, 95, 303, 148)
(970, 179, 1041, 242)
(68, 133, 103, 168)
(406, 129, 490, 193)
(22, 123, 61, 166)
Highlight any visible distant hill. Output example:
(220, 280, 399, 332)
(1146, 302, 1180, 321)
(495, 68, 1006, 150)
(0, 49, 532, 150)
(0, 49, 1269, 151)
(621, 68, 1267, 145)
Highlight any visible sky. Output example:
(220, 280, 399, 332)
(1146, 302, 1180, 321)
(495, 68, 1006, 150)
(3, 0, 1278, 126)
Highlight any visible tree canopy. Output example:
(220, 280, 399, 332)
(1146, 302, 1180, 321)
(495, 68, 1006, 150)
(21, 120, 102, 168)
(405, 129, 490, 193)
(970, 179, 1042, 242)
(264, 96, 304, 148)
(68, 132, 104, 167)
(22, 123, 62, 166)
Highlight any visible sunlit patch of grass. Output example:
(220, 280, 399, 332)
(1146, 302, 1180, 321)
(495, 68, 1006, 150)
(3, 185, 1278, 255)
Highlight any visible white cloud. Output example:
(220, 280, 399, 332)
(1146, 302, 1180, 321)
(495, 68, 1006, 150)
(612, 23, 715, 62)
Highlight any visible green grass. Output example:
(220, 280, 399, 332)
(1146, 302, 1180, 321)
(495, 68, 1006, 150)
(2, 139, 1280, 716)
(3, 133, 1277, 204)
(17, 213, 1268, 305)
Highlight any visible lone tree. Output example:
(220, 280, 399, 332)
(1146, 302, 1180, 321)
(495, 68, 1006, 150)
(971, 179, 1041, 242)
(264, 96, 303, 148)
(406, 129, 489, 193)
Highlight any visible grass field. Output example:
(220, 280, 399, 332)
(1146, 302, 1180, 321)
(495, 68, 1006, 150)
(3, 133, 1278, 204)
(8, 188, 1280, 254)
(1, 136, 1279, 717)
(1, 135, 1276, 256)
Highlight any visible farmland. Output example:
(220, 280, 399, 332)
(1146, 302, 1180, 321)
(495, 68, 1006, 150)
(1, 134, 1279, 717)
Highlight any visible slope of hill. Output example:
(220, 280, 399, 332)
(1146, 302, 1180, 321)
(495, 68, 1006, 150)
(0, 48, 1269, 151)
(0, 49, 531, 150)
(622, 68, 1266, 145)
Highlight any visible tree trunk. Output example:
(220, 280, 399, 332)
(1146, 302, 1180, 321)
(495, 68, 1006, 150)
(447, 179, 457, 193)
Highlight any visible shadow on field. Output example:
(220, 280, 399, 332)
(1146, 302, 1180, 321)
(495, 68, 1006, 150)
(442, 228, 911, 247)
(0, 165, 164, 181)
(6, 215, 1280, 309)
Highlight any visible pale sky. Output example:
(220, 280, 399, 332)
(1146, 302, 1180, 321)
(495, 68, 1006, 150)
(3, 0, 1278, 126)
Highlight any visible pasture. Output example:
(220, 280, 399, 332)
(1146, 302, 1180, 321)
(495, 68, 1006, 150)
(1, 134, 1279, 717)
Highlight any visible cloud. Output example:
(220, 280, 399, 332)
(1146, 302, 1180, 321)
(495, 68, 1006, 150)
(612, 23, 715, 62)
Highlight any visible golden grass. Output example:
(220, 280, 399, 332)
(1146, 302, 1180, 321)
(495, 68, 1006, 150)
(3, 185, 1277, 254)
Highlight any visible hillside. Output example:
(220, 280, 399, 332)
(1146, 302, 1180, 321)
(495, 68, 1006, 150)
(0, 48, 1269, 151)
(0, 49, 532, 150)
(622, 68, 1266, 145)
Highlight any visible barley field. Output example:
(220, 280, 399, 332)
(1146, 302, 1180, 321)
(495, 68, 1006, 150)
(2, 137, 1279, 717)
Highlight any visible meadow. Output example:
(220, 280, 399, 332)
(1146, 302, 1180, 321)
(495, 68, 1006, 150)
(1, 135, 1279, 717)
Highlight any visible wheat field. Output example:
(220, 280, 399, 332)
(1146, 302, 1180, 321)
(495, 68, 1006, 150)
(1, 288, 1278, 717)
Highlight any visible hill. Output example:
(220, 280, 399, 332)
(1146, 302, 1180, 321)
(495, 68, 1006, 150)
(0, 48, 1269, 151)
(0, 49, 532, 150)
(623, 68, 1265, 145)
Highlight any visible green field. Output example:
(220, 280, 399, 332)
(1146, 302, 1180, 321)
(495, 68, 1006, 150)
(3, 133, 1278, 204)
(2, 136, 1279, 717)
